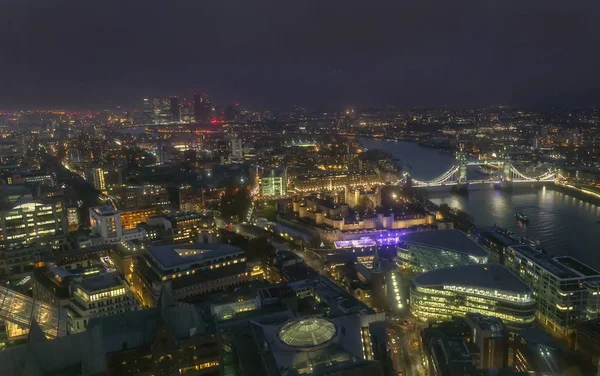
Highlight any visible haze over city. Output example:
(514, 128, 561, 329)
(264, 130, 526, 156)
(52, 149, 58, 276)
(1, 2, 600, 376)
(1, 0, 600, 109)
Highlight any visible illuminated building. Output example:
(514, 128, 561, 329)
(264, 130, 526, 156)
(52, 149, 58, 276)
(66, 206, 80, 232)
(120, 207, 157, 230)
(259, 168, 286, 197)
(4, 172, 55, 187)
(345, 186, 381, 209)
(85, 166, 122, 191)
(505, 244, 600, 337)
(177, 185, 204, 212)
(112, 185, 170, 210)
(89, 206, 145, 244)
(292, 169, 384, 193)
(0, 198, 67, 275)
(397, 229, 488, 273)
(230, 137, 243, 159)
(0, 288, 220, 376)
(410, 264, 536, 329)
(131, 243, 254, 306)
(66, 273, 139, 333)
(0, 284, 67, 343)
(293, 196, 434, 237)
(147, 211, 216, 244)
(151, 97, 171, 123)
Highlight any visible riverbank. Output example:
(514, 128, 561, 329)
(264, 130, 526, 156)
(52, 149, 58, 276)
(548, 184, 600, 206)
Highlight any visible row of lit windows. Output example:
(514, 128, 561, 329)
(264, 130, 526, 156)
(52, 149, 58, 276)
(161, 258, 245, 281)
(77, 287, 127, 302)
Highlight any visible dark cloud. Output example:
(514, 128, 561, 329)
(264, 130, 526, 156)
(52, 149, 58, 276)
(0, 0, 599, 109)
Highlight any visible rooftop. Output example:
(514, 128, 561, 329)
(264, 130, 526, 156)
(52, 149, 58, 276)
(413, 263, 532, 296)
(148, 243, 244, 269)
(277, 318, 337, 348)
(465, 313, 506, 337)
(511, 245, 600, 279)
(473, 227, 520, 247)
(90, 206, 117, 216)
(402, 229, 488, 258)
(78, 273, 124, 293)
(160, 211, 215, 223)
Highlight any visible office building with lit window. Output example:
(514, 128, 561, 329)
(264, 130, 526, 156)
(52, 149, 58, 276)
(0, 197, 67, 275)
(147, 211, 217, 244)
(120, 207, 157, 230)
(410, 264, 536, 329)
(85, 166, 122, 191)
(89, 206, 145, 244)
(132, 243, 256, 306)
(66, 273, 139, 333)
(397, 229, 488, 274)
(504, 244, 600, 337)
(110, 184, 170, 210)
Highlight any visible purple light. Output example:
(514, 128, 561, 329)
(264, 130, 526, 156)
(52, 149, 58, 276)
(334, 238, 377, 249)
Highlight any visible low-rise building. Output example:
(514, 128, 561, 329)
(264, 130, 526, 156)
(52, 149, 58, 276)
(147, 211, 217, 244)
(120, 207, 157, 230)
(132, 243, 255, 306)
(89, 206, 146, 244)
(66, 273, 139, 333)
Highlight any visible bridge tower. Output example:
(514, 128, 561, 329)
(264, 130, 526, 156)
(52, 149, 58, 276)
(456, 150, 468, 185)
(501, 155, 512, 182)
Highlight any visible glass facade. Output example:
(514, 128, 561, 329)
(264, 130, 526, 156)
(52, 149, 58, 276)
(398, 243, 487, 274)
(411, 284, 536, 329)
(278, 318, 337, 347)
(0, 285, 66, 339)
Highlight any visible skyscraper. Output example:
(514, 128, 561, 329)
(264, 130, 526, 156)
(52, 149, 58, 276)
(193, 93, 211, 123)
(169, 96, 180, 123)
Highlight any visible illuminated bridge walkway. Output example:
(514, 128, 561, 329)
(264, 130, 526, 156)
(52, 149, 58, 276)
(410, 154, 565, 188)
(0, 286, 67, 339)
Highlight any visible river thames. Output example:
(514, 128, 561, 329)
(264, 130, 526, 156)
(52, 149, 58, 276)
(359, 137, 600, 269)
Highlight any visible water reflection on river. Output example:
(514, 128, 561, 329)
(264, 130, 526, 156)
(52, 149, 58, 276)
(359, 137, 600, 269)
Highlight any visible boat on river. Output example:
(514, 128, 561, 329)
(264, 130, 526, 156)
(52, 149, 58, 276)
(516, 212, 529, 223)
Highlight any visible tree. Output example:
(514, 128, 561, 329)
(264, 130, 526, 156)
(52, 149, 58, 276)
(245, 236, 276, 262)
(220, 187, 251, 221)
(438, 203, 452, 220)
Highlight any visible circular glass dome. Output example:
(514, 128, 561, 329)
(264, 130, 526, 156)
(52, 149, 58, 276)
(278, 318, 337, 348)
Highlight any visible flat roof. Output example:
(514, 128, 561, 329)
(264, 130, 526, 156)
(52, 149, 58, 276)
(473, 227, 520, 247)
(402, 229, 488, 258)
(148, 243, 244, 269)
(413, 263, 532, 295)
(90, 206, 117, 216)
(511, 245, 600, 279)
(78, 273, 124, 293)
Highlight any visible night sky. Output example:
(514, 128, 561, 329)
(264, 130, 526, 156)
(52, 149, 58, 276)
(1, 0, 599, 109)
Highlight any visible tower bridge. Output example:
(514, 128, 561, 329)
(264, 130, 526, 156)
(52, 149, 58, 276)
(409, 152, 564, 188)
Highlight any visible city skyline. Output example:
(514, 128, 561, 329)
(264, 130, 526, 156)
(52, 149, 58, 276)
(1, 0, 600, 109)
